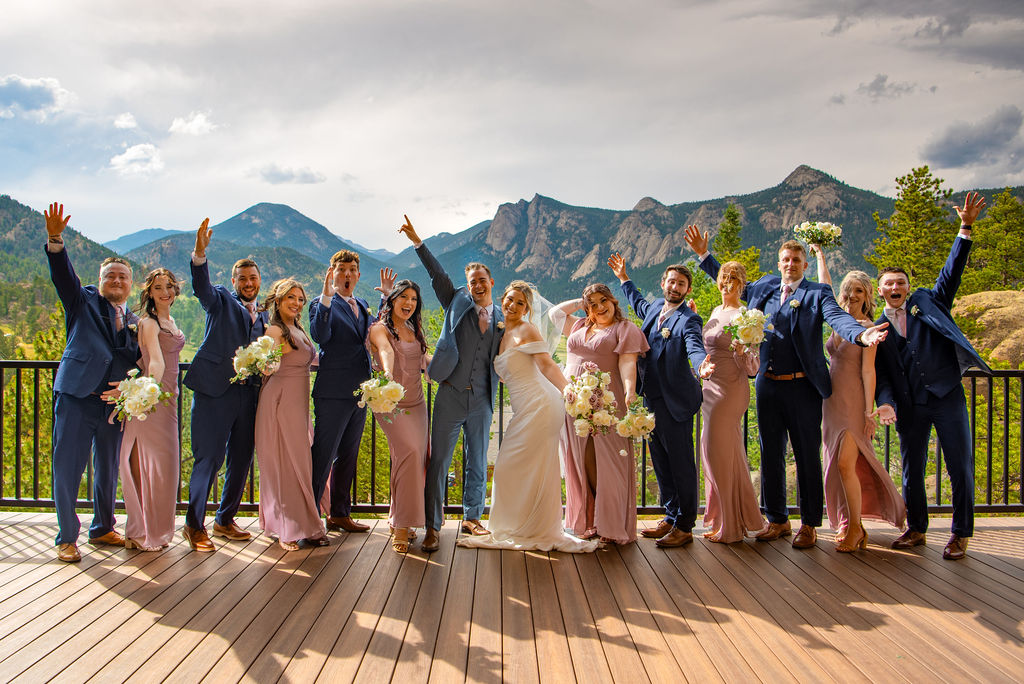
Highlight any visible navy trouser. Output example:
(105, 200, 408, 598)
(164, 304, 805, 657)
(645, 395, 698, 532)
(311, 397, 367, 518)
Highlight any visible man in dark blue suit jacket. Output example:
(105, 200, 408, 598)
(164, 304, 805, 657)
(874, 193, 990, 560)
(686, 227, 888, 548)
(610, 255, 707, 547)
(44, 203, 140, 562)
(182, 219, 268, 552)
(309, 249, 375, 533)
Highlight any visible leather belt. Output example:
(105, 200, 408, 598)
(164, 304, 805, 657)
(764, 371, 807, 381)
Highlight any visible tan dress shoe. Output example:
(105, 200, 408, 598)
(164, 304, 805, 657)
(326, 516, 370, 532)
(792, 524, 817, 549)
(890, 529, 926, 549)
(57, 543, 81, 562)
(641, 520, 674, 539)
(421, 528, 440, 553)
(655, 528, 694, 548)
(942, 534, 968, 560)
(88, 530, 125, 546)
(755, 520, 792, 541)
(183, 525, 215, 552)
(213, 521, 252, 540)
(461, 519, 490, 536)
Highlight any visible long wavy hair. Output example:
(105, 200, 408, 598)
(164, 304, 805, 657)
(378, 279, 427, 353)
(263, 278, 307, 350)
(135, 268, 181, 333)
(581, 283, 624, 327)
(838, 270, 876, 320)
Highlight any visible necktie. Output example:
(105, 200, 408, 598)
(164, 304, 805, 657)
(894, 307, 906, 337)
(478, 308, 489, 334)
(245, 301, 257, 323)
(781, 284, 792, 306)
(349, 298, 360, 319)
(114, 305, 124, 332)
(657, 305, 670, 327)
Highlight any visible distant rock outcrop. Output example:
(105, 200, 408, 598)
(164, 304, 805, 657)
(952, 291, 1024, 368)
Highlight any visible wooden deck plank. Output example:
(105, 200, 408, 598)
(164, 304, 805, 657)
(465, 548, 503, 683)
(499, 549, 539, 684)
(548, 550, 614, 683)
(427, 527, 478, 684)
(524, 551, 576, 684)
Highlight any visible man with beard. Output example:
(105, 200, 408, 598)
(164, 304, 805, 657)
(874, 192, 990, 560)
(610, 256, 707, 547)
(182, 218, 268, 552)
(44, 202, 140, 562)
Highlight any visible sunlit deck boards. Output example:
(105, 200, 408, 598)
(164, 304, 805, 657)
(0, 512, 1021, 682)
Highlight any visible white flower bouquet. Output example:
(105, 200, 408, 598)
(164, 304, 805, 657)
(230, 335, 283, 383)
(794, 220, 843, 248)
(355, 371, 406, 419)
(563, 361, 617, 437)
(112, 369, 172, 422)
(724, 306, 773, 352)
(616, 397, 655, 443)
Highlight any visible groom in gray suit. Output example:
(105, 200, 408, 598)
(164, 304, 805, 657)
(400, 216, 504, 552)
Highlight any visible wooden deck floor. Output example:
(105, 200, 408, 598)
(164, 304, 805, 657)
(0, 512, 1021, 683)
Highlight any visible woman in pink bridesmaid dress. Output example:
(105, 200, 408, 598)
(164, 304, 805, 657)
(368, 279, 430, 554)
(255, 279, 327, 551)
(696, 261, 767, 543)
(551, 284, 649, 544)
(119, 268, 185, 551)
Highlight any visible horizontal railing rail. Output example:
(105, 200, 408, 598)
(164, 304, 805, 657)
(1, 360, 1021, 516)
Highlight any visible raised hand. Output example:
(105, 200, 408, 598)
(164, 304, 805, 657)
(194, 218, 212, 257)
(322, 266, 337, 300)
(686, 298, 697, 313)
(44, 202, 71, 238)
(376, 267, 396, 297)
(858, 322, 889, 347)
(683, 224, 708, 255)
(607, 253, 628, 282)
(399, 214, 421, 244)
(955, 192, 986, 226)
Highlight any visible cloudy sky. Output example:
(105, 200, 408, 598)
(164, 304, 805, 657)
(2, 0, 1022, 251)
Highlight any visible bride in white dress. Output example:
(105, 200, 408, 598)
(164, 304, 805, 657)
(457, 281, 599, 553)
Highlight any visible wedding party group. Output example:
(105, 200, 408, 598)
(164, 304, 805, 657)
(43, 192, 991, 565)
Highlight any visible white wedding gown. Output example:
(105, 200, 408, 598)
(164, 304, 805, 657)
(457, 341, 599, 553)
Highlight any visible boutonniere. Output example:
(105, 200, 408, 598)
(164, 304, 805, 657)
(789, 300, 800, 309)
(660, 328, 671, 339)
(910, 305, 920, 316)
(127, 323, 138, 334)
(496, 320, 505, 330)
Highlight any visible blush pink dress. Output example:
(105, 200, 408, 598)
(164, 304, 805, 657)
(372, 328, 429, 530)
(119, 326, 185, 549)
(255, 333, 326, 543)
(561, 318, 649, 544)
(823, 334, 907, 533)
(699, 307, 766, 542)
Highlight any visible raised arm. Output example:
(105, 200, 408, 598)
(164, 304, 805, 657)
(400, 215, 456, 308)
(610, 253, 652, 320)
(809, 244, 832, 288)
(190, 218, 219, 311)
(549, 298, 584, 337)
(42, 202, 83, 309)
(933, 192, 986, 307)
(309, 267, 335, 345)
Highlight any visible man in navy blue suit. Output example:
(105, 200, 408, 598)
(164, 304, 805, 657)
(309, 249, 377, 533)
(182, 219, 267, 551)
(686, 227, 888, 548)
(874, 192, 990, 560)
(44, 202, 140, 562)
(610, 254, 707, 547)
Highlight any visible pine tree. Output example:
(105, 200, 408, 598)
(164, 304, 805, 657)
(713, 203, 763, 280)
(960, 188, 1024, 294)
(867, 166, 957, 285)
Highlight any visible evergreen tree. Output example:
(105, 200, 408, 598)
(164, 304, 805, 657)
(713, 203, 763, 280)
(960, 188, 1024, 294)
(868, 166, 957, 285)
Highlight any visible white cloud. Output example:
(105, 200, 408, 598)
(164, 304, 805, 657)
(113, 112, 137, 129)
(253, 163, 326, 185)
(0, 74, 70, 120)
(109, 143, 164, 176)
(169, 111, 217, 136)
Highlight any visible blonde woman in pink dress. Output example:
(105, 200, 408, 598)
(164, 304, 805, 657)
(551, 284, 649, 544)
(696, 261, 767, 543)
(812, 250, 906, 552)
(255, 279, 327, 551)
(119, 268, 185, 551)
(368, 279, 431, 554)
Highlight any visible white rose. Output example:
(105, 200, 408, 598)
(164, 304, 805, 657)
(382, 383, 405, 403)
(577, 387, 593, 403)
(616, 421, 631, 437)
(582, 374, 600, 390)
(573, 399, 590, 416)
(574, 418, 592, 437)
(257, 336, 275, 350)
(592, 410, 614, 426)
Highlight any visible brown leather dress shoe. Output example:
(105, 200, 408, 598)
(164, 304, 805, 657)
(755, 520, 792, 541)
(792, 524, 817, 549)
(213, 521, 252, 540)
(655, 528, 694, 548)
(461, 519, 490, 536)
(57, 543, 81, 562)
(183, 525, 215, 552)
(88, 530, 125, 546)
(942, 534, 969, 560)
(641, 520, 674, 539)
(891, 529, 926, 549)
(326, 516, 370, 533)
(421, 528, 440, 553)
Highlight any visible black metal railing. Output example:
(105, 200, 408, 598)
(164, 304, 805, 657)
(1, 360, 1021, 515)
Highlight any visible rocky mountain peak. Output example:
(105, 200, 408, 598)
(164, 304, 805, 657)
(782, 165, 832, 189)
(632, 197, 663, 212)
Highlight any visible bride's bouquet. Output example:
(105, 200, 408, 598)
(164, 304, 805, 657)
(230, 335, 283, 383)
(794, 220, 843, 248)
(723, 306, 772, 353)
(111, 369, 172, 422)
(355, 371, 406, 420)
(616, 398, 655, 444)
(563, 361, 617, 437)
